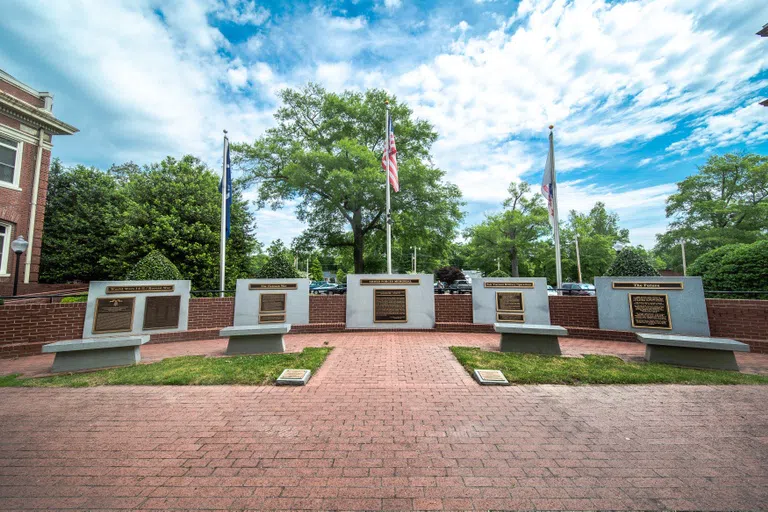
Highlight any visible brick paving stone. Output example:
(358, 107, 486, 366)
(0, 332, 766, 510)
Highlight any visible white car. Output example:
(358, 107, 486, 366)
(547, 285, 558, 296)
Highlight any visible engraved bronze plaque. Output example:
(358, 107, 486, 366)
(142, 295, 181, 330)
(497, 312, 525, 323)
(477, 370, 506, 382)
(93, 297, 135, 334)
(249, 283, 298, 290)
(281, 369, 308, 379)
(484, 281, 535, 288)
(629, 294, 672, 329)
(613, 281, 684, 290)
(374, 288, 408, 323)
(260, 293, 287, 313)
(259, 313, 286, 324)
(361, 278, 420, 286)
(106, 284, 174, 294)
(496, 292, 524, 313)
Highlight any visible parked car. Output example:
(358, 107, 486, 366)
(446, 279, 472, 294)
(309, 281, 326, 293)
(560, 282, 596, 296)
(434, 281, 447, 294)
(547, 285, 558, 296)
(313, 283, 339, 295)
(330, 284, 347, 295)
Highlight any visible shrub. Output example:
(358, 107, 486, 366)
(336, 268, 347, 284)
(693, 240, 768, 297)
(605, 247, 659, 277)
(61, 295, 87, 303)
(688, 244, 744, 281)
(126, 251, 183, 281)
(309, 257, 324, 281)
(487, 269, 510, 278)
(435, 266, 465, 285)
(255, 252, 302, 279)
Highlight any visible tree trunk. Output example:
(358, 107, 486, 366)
(509, 246, 520, 277)
(352, 209, 365, 273)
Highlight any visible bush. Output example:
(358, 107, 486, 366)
(61, 295, 87, 303)
(126, 251, 183, 281)
(435, 266, 465, 285)
(336, 268, 347, 284)
(605, 247, 659, 277)
(309, 257, 324, 281)
(255, 252, 301, 279)
(693, 240, 768, 296)
(487, 269, 510, 278)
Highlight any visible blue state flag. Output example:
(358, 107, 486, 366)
(219, 141, 232, 239)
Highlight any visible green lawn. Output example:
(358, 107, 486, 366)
(0, 348, 332, 387)
(450, 347, 768, 385)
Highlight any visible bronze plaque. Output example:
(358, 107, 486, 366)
(484, 281, 535, 289)
(361, 278, 420, 286)
(477, 370, 506, 382)
(629, 294, 672, 329)
(496, 292, 524, 312)
(260, 293, 287, 313)
(93, 297, 135, 334)
(374, 288, 408, 323)
(249, 283, 298, 290)
(106, 284, 174, 294)
(281, 369, 308, 379)
(613, 281, 683, 290)
(259, 313, 286, 324)
(143, 295, 181, 330)
(497, 312, 525, 323)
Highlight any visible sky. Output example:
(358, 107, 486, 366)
(1, 0, 767, 250)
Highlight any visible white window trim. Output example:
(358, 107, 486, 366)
(0, 136, 23, 191)
(0, 221, 11, 276)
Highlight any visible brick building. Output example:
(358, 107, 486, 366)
(0, 69, 77, 295)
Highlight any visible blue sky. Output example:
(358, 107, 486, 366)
(1, 0, 767, 249)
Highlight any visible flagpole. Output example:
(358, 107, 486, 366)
(220, 130, 228, 298)
(385, 101, 392, 274)
(549, 126, 563, 290)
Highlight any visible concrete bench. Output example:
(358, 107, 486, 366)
(637, 333, 749, 371)
(494, 323, 568, 355)
(219, 324, 290, 355)
(42, 336, 149, 373)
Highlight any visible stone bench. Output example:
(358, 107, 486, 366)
(637, 333, 749, 371)
(42, 336, 150, 373)
(219, 324, 291, 355)
(494, 323, 568, 355)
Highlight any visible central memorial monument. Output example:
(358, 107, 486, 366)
(346, 274, 435, 329)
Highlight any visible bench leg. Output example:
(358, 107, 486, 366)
(645, 345, 739, 371)
(51, 347, 141, 373)
(226, 334, 285, 355)
(500, 334, 562, 355)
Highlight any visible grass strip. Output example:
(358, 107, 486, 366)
(0, 347, 332, 387)
(450, 347, 768, 385)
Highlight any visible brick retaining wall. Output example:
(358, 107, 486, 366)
(1, 294, 767, 358)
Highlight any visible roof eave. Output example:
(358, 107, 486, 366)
(0, 92, 78, 135)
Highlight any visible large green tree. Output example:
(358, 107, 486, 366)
(463, 181, 549, 277)
(232, 83, 463, 273)
(655, 153, 768, 270)
(40, 160, 126, 283)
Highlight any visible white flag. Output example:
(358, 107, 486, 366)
(541, 135, 555, 226)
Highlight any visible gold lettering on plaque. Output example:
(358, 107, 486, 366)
(613, 281, 684, 290)
(259, 293, 287, 324)
(496, 312, 525, 323)
(496, 292, 524, 313)
(361, 278, 420, 286)
(484, 281, 535, 289)
(374, 289, 408, 323)
(106, 284, 175, 294)
(143, 295, 181, 330)
(249, 283, 298, 290)
(93, 297, 135, 334)
(628, 294, 672, 329)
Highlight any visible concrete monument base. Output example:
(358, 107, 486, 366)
(42, 336, 149, 373)
(638, 333, 749, 371)
(495, 324, 567, 355)
(220, 325, 290, 355)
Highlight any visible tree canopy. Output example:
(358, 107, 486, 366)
(232, 83, 463, 273)
(605, 247, 660, 277)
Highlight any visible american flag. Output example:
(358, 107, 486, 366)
(382, 117, 399, 192)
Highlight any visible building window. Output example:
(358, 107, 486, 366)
(0, 135, 22, 188)
(0, 223, 11, 275)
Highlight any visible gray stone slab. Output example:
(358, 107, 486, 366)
(233, 279, 309, 326)
(494, 323, 568, 336)
(220, 324, 291, 337)
(595, 276, 710, 336)
(225, 334, 286, 355)
(83, 280, 191, 338)
(276, 369, 311, 386)
(473, 278, 552, 325)
(346, 274, 435, 329)
(644, 344, 740, 371)
(500, 333, 562, 355)
(637, 333, 749, 352)
(42, 336, 150, 353)
(50, 346, 141, 373)
(473, 369, 510, 386)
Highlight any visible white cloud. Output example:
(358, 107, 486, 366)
(384, 0, 403, 10)
(214, 0, 269, 25)
(227, 65, 249, 89)
(315, 62, 353, 92)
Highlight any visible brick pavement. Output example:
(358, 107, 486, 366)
(0, 333, 767, 510)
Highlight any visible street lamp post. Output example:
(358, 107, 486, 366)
(11, 236, 29, 297)
(680, 240, 687, 276)
(574, 234, 583, 283)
